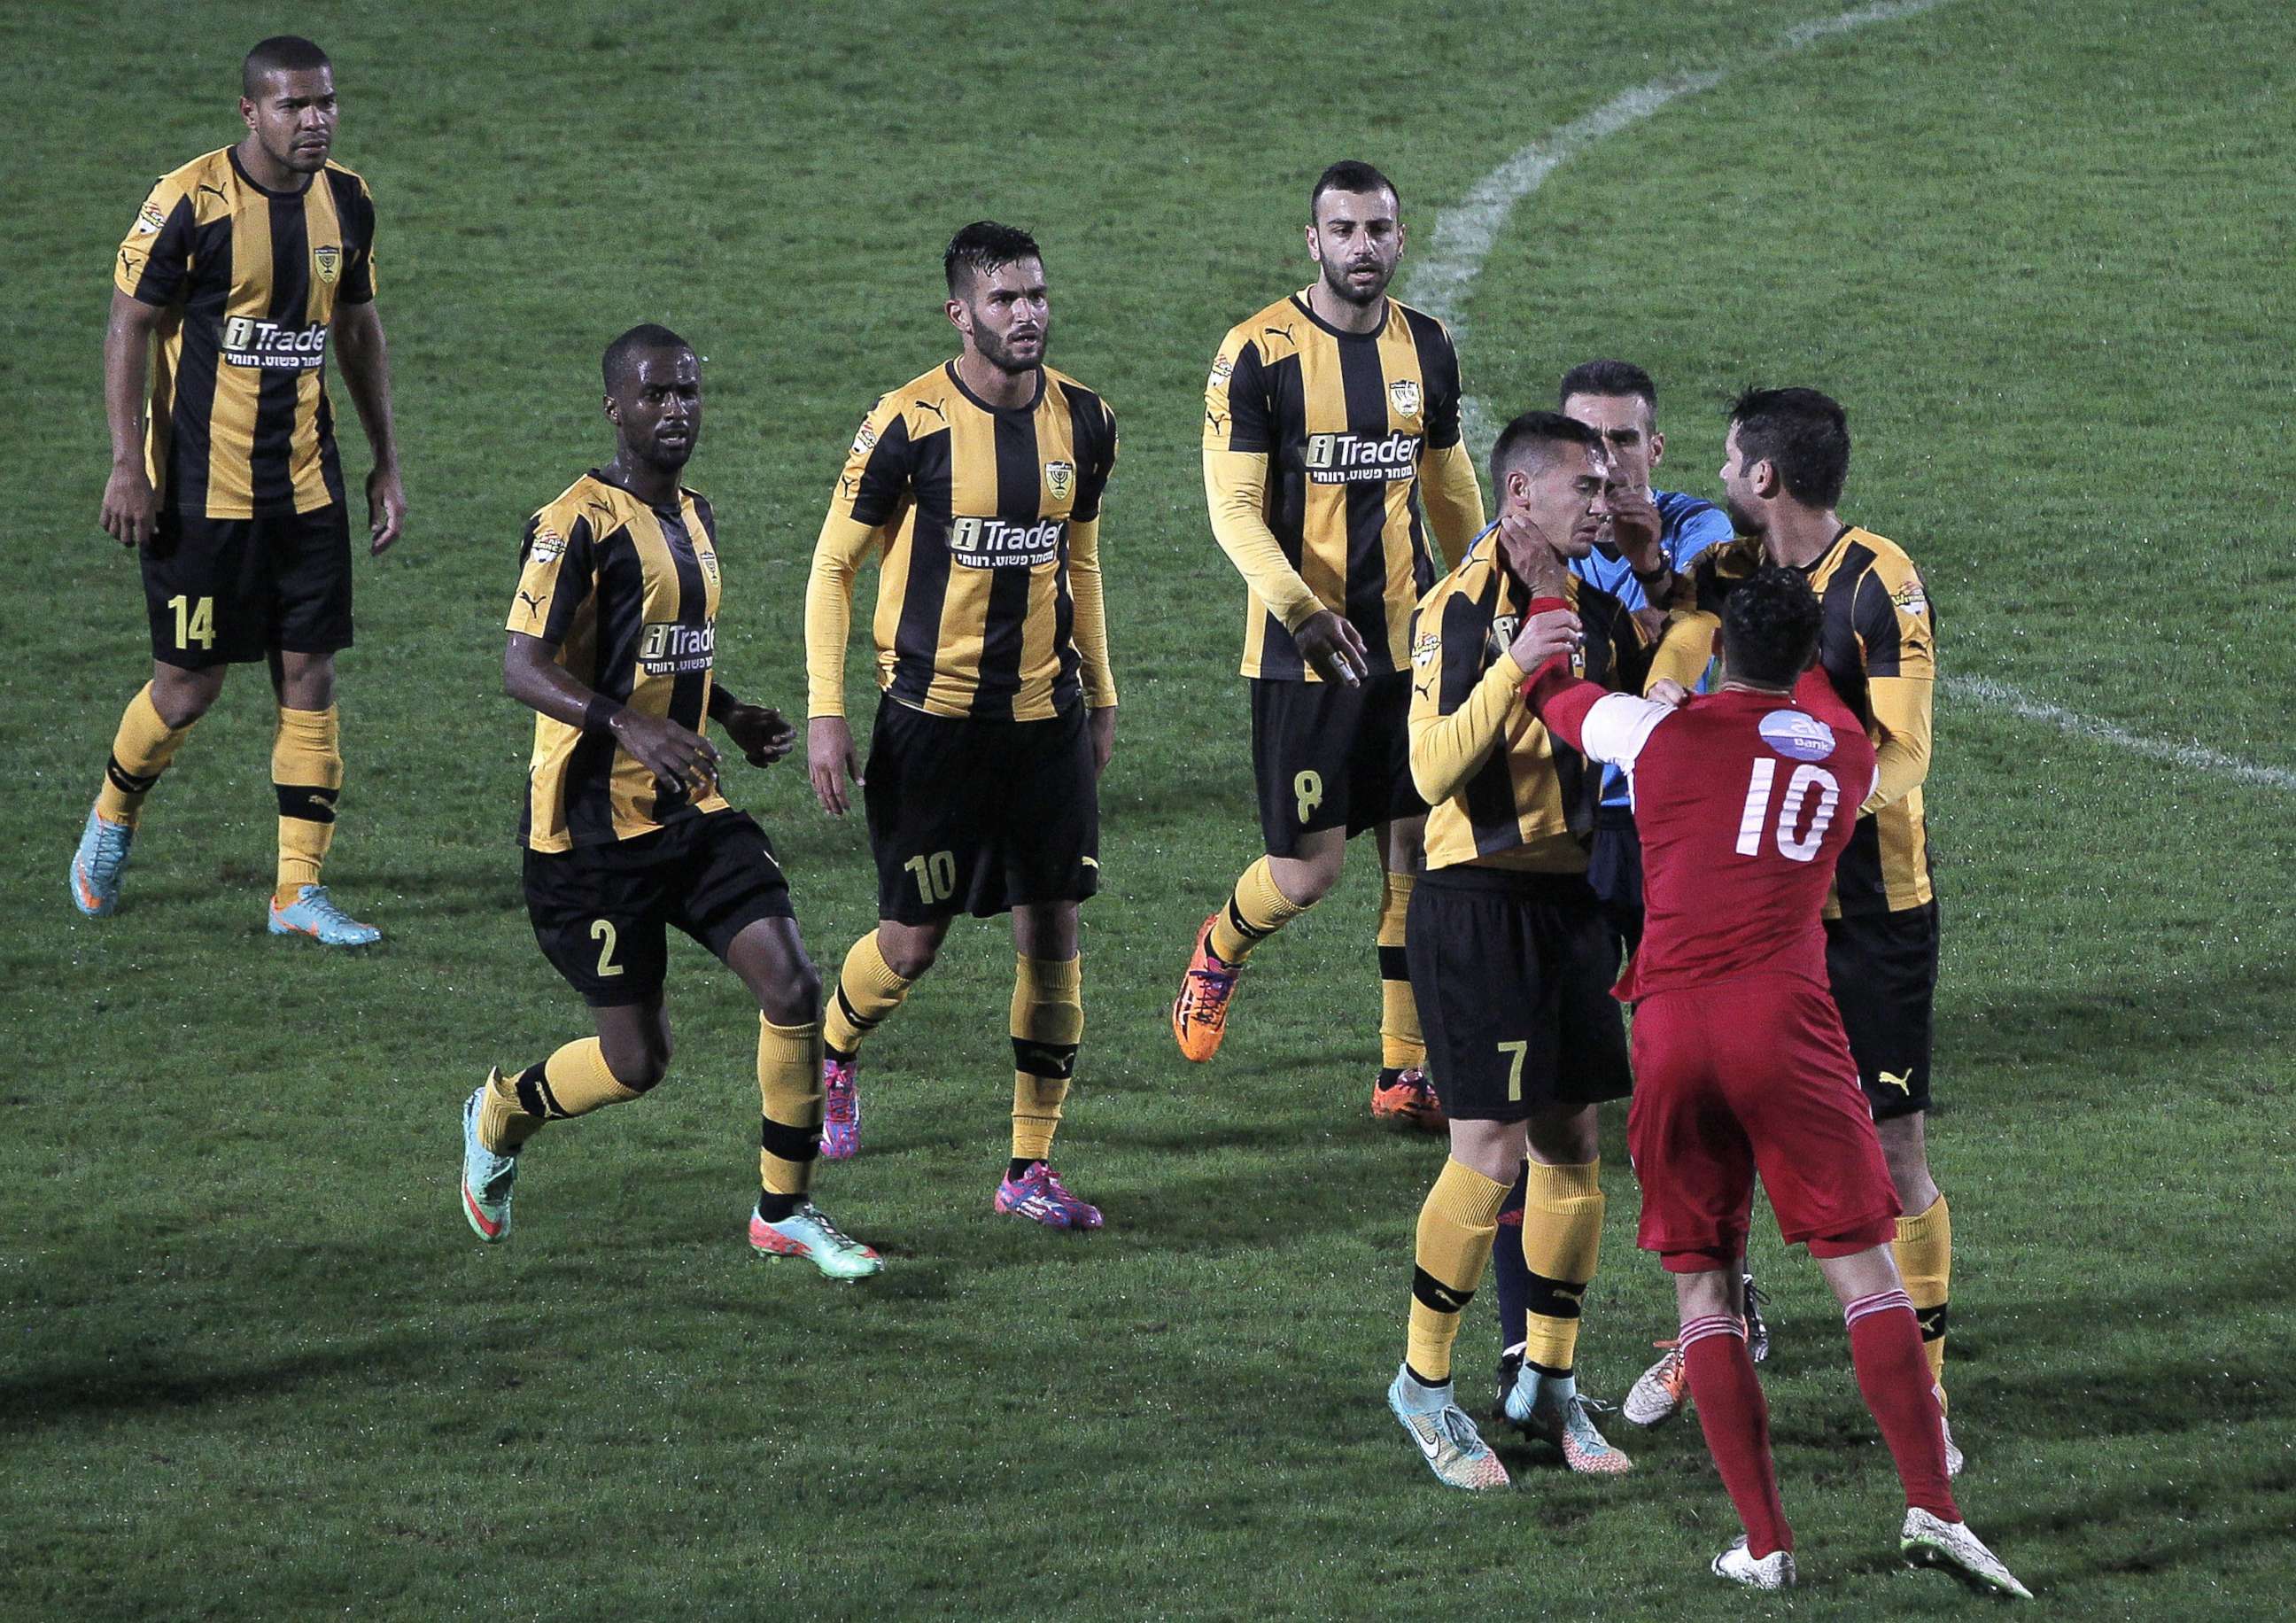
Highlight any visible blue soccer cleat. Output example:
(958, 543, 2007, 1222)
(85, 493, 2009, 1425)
(460, 1081, 519, 1243)
(269, 883, 382, 946)
(749, 1201, 883, 1279)
(70, 809, 135, 917)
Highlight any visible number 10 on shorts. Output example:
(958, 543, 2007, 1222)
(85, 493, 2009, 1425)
(905, 849, 958, 904)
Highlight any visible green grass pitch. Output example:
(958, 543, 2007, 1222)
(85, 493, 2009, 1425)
(4, 0, 2291, 1616)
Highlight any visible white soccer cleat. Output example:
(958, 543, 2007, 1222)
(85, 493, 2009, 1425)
(1711, 1535, 1796, 1591)
(1624, 1340, 1687, 1425)
(1901, 1508, 2032, 1599)
(1935, 1385, 1964, 1477)
(1388, 1365, 1509, 1490)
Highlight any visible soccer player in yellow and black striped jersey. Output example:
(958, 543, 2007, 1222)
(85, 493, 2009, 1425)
(458, 325, 880, 1281)
(1658, 386, 1960, 1452)
(803, 222, 1116, 1230)
(1386, 412, 1644, 1489)
(71, 36, 405, 947)
(1171, 160, 1486, 1130)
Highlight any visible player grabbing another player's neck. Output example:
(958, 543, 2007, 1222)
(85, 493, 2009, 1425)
(1488, 410, 1612, 602)
(945, 221, 1048, 411)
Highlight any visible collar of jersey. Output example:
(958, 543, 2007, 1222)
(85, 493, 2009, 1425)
(942, 359, 1044, 416)
(227, 144, 317, 201)
(1290, 288, 1392, 343)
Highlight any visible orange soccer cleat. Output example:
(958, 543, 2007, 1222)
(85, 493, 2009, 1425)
(1171, 912, 1243, 1062)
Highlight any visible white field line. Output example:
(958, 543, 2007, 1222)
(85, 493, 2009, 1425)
(1408, 0, 1948, 454)
(1944, 676, 2296, 792)
(1410, 0, 2294, 794)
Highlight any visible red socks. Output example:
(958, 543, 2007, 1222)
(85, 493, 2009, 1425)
(1680, 1314, 1793, 1558)
(1845, 1289, 1960, 1519)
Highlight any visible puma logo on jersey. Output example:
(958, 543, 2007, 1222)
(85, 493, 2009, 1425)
(516, 591, 546, 615)
(915, 399, 948, 424)
(1878, 1068, 1913, 1094)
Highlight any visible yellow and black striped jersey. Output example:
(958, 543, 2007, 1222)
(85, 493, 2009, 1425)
(1680, 526, 1937, 915)
(508, 471, 729, 853)
(1408, 543, 1648, 873)
(1203, 289, 1484, 681)
(113, 147, 378, 520)
(807, 361, 1118, 723)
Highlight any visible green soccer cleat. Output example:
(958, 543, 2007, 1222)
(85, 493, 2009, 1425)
(1389, 1364, 1509, 1490)
(749, 1201, 883, 1280)
(269, 884, 382, 947)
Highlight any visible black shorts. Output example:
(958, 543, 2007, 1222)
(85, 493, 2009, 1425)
(1586, 804, 1646, 953)
(142, 504, 353, 668)
(1406, 866, 1633, 1122)
(864, 696, 1098, 925)
(1825, 900, 1939, 1120)
(1250, 673, 1424, 858)
(524, 810, 794, 1007)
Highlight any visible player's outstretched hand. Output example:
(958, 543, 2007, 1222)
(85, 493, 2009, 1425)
(367, 464, 406, 555)
(1509, 607, 1583, 673)
(1648, 679, 1692, 709)
(611, 710, 719, 798)
(100, 463, 158, 548)
(808, 715, 865, 816)
(720, 703, 797, 769)
(1294, 609, 1369, 688)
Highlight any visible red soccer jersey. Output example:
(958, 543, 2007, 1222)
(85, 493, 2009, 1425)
(1526, 664, 1876, 1003)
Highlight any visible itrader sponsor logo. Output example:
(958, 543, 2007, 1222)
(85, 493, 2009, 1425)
(638, 619, 716, 674)
(1303, 430, 1417, 483)
(948, 516, 1065, 569)
(221, 316, 330, 369)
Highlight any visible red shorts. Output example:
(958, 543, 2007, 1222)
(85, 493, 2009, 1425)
(1626, 975, 1900, 1270)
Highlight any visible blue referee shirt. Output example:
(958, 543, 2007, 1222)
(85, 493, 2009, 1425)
(1571, 488, 1734, 806)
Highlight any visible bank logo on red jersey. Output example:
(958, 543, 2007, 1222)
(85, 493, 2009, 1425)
(1758, 709, 1834, 763)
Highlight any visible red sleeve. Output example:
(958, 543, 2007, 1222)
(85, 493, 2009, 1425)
(1509, 594, 1605, 751)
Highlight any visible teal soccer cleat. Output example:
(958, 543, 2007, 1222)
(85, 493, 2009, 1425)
(460, 1083, 519, 1243)
(749, 1201, 883, 1279)
(70, 809, 135, 917)
(269, 884, 382, 946)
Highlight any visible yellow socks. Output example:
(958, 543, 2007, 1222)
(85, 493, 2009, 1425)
(826, 931, 913, 1059)
(1011, 953, 1083, 1163)
(1377, 870, 1423, 1071)
(272, 704, 343, 905)
(1895, 1192, 1952, 1400)
(1405, 1158, 1509, 1385)
(757, 1015, 825, 1209)
(94, 684, 192, 827)
(1207, 857, 1307, 964)
(1518, 1158, 1605, 1375)
(477, 1038, 645, 1153)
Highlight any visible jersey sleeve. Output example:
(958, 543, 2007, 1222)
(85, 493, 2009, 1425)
(1852, 558, 1935, 811)
(1422, 322, 1466, 450)
(1073, 395, 1118, 523)
(1203, 330, 1270, 454)
(1420, 441, 1486, 569)
(1408, 586, 1526, 804)
(507, 512, 596, 645)
(806, 398, 912, 718)
(114, 175, 195, 306)
(340, 173, 378, 304)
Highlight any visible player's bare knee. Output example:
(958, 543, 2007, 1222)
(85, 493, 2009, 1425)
(597, 1026, 670, 1091)
(761, 962, 822, 1027)
(150, 663, 223, 726)
(877, 928, 942, 981)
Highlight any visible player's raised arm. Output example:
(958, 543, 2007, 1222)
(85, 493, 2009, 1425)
(1405, 588, 1532, 804)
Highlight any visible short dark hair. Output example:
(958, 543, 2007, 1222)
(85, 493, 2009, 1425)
(944, 221, 1041, 297)
(1729, 386, 1850, 508)
(243, 36, 330, 98)
(1489, 409, 1604, 491)
(1721, 565, 1825, 688)
(1558, 359, 1656, 415)
(601, 323, 693, 393)
(1310, 160, 1399, 221)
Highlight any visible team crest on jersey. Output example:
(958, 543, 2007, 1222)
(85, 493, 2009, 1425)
(136, 201, 167, 235)
(1389, 379, 1422, 418)
(1759, 709, 1836, 762)
(1208, 354, 1233, 389)
(1411, 631, 1441, 668)
(1045, 461, 1075, 501)
(314, 245, 340, 285)
(1892, 572, 1928, 618)
(851, 422, 878, 456)
(527, 527, 567, 566)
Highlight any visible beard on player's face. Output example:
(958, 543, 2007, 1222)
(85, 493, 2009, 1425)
(973, 317, 1047, 375)
(1319, 252, 1393, 308)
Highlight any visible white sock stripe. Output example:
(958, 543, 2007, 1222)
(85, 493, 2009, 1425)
(1679, 1316, 1746, 1349)
(1843, 1289, 1915, 1327)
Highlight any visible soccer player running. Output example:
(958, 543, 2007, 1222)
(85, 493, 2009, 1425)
(1385, 413, 1649, 1489)
(1172, 160, 1486, 1129)
(803, 223, 1117, 1229)
(1650, 389, 1962, 1464)
(459, 326, 879, 1281)
(1511, 566, 2027, 1596)
(1490, 360, 1749, 1420)
(74, 35, 405, 945)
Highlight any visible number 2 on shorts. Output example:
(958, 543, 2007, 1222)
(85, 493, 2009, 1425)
(589, 918, 624, 977)
(1293, 769, 1323, 826)
(905, 849, 958, 904)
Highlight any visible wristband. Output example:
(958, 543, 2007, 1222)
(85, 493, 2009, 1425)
(582, 696, 625, 737)
(707, 682, 741, 723)
(1633, 560, 1672, 585)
